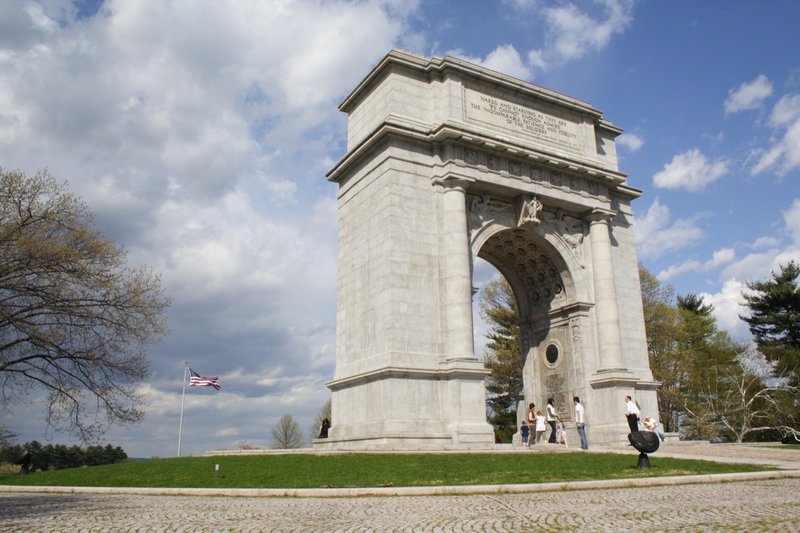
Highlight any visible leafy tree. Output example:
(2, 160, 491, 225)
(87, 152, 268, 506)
(0, 169, 171, 440)
(681, 329, 744, 440)
(720, 346, 800, 442)
(639, 267, 684, 432)
(741, 261, 800, 384)
(657, 288, 799, 442)
(478, 277, 522, 441)
(310, 398, 331, 440)
(271, 414, 305, 449)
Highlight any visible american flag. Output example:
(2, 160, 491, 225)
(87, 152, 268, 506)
(189, 368, 220, 390)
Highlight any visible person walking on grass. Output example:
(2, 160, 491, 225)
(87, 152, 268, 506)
(574, 396, 588, 450)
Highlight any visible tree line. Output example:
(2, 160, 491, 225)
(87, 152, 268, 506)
(641, 262, 799, 442)
(0, 441, 127, 471)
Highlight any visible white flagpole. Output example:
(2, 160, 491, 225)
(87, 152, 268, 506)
(177, 361, 188, 457)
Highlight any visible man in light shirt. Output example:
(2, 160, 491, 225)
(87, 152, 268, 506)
(545, 398, 558, 443)
(624, 395, 640, 433)
(573, 396, 588, 450)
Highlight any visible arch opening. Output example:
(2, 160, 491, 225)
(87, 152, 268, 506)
(474, 226, 583, 443)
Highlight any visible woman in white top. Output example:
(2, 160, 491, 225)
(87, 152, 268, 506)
(535, 410, 546, 443)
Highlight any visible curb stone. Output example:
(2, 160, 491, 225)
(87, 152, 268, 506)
(1, 469, 798, 498)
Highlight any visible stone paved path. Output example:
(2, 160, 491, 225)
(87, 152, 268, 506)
(2, 477, 799, 532)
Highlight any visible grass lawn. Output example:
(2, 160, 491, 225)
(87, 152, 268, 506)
(0, 452, 767, 489)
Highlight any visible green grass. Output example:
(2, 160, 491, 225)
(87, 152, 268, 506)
(0, 452, 768, 489)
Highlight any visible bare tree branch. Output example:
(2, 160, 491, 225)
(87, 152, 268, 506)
(0, 169, 170, 441)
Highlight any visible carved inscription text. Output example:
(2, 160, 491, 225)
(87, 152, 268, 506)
(465, 89, 580, 150)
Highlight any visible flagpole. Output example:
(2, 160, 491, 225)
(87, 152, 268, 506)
(177, 361, 188, 457)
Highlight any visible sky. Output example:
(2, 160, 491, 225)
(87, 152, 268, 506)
(1, 0, 798, 458)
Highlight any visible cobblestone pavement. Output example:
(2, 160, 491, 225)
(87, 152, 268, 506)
(1, 477, 799, 532)
(2, 444, 798, 532)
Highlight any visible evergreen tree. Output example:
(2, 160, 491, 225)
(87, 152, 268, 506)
(478, 277, 522, 441)
(741, 261, 800, 384)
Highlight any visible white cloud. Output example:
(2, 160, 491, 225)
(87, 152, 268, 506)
(526, 49, 548, 72)
(508, 0, 634, 75)
(0, 0, 416, 457)
(704, 203, 800, 340)
(483, 44, 532, 80)
(750, 94, 800, 176)
(652, 148, 729, 191)
(784, 198, 800, 245)
(657, 247, 735, 281)
(634, 198, 704, 260)
(616, 132, 644, 151)
(699, 278, 749, 340)
(541, 0, 634, 63)
(451, 44, 532, 80)
(724, 74, 773, 114)
(752, 236, 781, 249)
(769, 94, 800, 127)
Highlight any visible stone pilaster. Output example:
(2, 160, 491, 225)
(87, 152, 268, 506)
(588, 208, 624, 370)
(440, 177, 476, 360)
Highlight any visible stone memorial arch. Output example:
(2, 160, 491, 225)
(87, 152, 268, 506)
(315, 50, 658, 450)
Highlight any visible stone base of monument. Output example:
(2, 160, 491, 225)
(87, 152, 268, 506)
(628, 430, 660, 469)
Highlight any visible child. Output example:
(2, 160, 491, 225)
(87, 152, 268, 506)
(556, 417, 568, 446)
(520, 420, 530, 447)
(535, 410, 546, 444)
(642, 416, 666, 442)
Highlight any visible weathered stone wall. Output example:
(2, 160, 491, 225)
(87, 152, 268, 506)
(320, 49, 657, 450)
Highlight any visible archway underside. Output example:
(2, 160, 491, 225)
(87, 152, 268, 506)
(477, 227, 571, 321)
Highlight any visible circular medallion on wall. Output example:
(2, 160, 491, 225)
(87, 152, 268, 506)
(545, 343, 560, 367)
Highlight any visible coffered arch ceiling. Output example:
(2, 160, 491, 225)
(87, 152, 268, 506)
(477, 228, 574, 322)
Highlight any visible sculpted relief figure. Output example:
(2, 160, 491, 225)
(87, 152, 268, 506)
(542, 208, 586, 267)
(468, 194, 513, 234)
(518, 196, 543, 228)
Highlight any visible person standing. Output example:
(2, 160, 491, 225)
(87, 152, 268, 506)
(556, 417, 568, 446)
(527, 403, 536, 426)
(535, 410, 546, 444)
(574, 396, 588, 450)
(546, 398, 558, 443)
(624, 395, 640, 433)
(520, 420, 530, 448)
(318, 418, 330, 438)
